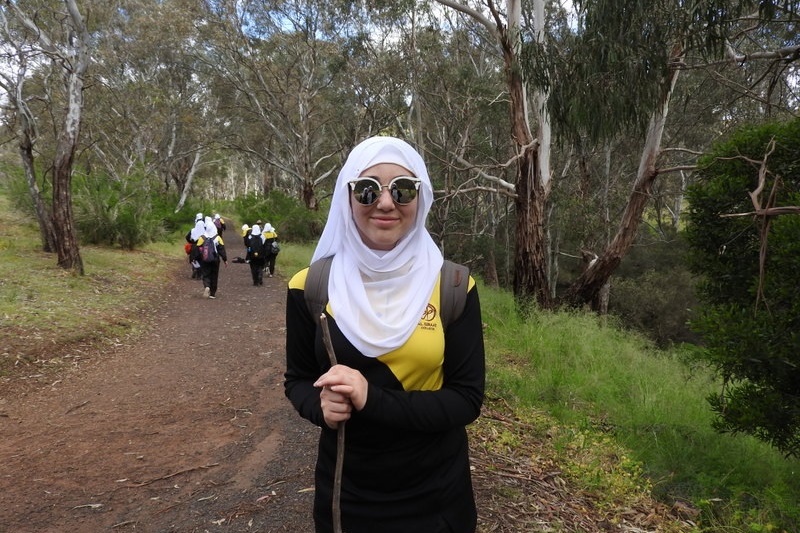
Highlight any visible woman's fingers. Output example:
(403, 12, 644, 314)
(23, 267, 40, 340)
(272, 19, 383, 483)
(314, 365, 368, 410)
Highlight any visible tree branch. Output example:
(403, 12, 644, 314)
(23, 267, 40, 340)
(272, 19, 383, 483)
(433, 0, 498, 38)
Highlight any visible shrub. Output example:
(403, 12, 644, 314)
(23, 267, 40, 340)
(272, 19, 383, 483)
(73, 173, 165, 249)
(685, 118, 800, 457)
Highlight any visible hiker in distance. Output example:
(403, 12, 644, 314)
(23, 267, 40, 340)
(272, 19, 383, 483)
(261, 222, 279, 278)
(186, 216, 205, 279)
(245, 224, 267, 285)
(284, 136, 485, 533)
(191, 216, 227, 299)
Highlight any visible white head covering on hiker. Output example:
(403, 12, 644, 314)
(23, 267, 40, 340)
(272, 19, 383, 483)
(250, 224, 264, 242)
(311, 136, 443, 358)
(190, 219, 205, 241)
(204, 216, 218, 239)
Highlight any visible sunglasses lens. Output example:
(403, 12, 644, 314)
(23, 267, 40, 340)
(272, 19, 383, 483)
(390, 178, 419, 205)
(352, 179, 381, 205)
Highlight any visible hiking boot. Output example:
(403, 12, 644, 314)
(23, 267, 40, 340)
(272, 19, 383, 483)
(203, 287, 210, 299)
(209, 295, 216, 299)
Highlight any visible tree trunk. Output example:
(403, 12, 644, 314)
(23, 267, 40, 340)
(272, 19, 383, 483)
(15, 93, 57, 252)
(503, 2, 552, 309)
(485, 247, 499, 287)
(51, 0, 91, 275)
(562, 50, 682, 308)
(302, 179, 318, 210)
(435, 0, 553, 308)
(512, 150, 551, 308)
(174, 151, 202, 213)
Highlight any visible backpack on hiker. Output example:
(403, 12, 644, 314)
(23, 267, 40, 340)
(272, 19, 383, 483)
(198, 236, 218, 263)
(247, 235, 266, 259)
(304, 256, 469, 330)
(270, 241, 280, 255)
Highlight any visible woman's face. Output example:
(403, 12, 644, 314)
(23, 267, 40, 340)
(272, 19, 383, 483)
(351, 163, 419, 251)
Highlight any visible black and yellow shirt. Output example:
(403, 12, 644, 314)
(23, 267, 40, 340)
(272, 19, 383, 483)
(284, 267, 485, 533)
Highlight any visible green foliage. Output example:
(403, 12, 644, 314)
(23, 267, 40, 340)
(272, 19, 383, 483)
(73, 173, 166, 250)
(609, 232, 701, 347)
(152, 195, 201, 235)
(686, 117, 800, 457)
(233, 191, 328, 243)
(480, 284, 800, 530)
(0, 191, 179, 378)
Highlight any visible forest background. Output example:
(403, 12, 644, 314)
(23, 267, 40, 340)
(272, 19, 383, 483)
(1, 0, 799, 531)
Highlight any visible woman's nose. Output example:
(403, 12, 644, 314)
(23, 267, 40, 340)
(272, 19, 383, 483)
(375, 186, 395, 209)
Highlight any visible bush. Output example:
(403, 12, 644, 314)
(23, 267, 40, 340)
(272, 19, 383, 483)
(686, 118, 800, 457)
(73, 173, 165, 249)
(608, 230, 701, 347)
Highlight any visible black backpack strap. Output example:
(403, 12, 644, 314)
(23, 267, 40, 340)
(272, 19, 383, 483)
(440, 260, 469, 330)
(304, 256, 334, 325)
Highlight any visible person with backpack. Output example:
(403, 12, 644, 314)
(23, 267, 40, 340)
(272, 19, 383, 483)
(244, 224, 267, 286)
(261, 223, 279, 278)
(185, 218, 205, 279)
(213, 213, 226, 236)
(191, 216, 227, 299)
(284, 136, 485, 533)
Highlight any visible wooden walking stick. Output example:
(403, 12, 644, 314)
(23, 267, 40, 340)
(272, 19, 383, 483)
(319, 314, 344, 533)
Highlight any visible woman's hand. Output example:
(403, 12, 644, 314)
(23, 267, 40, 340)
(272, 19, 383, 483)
(314, 364, 368, 429)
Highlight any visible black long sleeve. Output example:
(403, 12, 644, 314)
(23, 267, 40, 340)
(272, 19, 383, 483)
(284, 268, 484, 533)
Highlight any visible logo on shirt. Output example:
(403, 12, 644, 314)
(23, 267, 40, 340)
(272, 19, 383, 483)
(419, 304, 438, 331)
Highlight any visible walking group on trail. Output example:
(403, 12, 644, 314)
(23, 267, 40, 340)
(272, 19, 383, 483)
(242, 220, 280, 285)
(184, 212, 280, 298)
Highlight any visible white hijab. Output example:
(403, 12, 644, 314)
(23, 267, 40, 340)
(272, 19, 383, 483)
(203, 216, 218, 239)
(190, 220, 205, 241)
(311, 136, 443, 357)
(250, 224, 264, 242)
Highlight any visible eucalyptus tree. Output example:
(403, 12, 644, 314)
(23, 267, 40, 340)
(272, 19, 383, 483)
(408, 17, 515, 284)
(0, 0, 92, 274)
(434, 0, 556, 308)
(85, 0, 221, 211)
(0, 13, 58, 253)
(196, 0, 407, 209)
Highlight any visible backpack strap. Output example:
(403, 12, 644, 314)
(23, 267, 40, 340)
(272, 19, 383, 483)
(305, 256, 334, 325)
(440, 260, 469, 329)
(304, 256, 469, 330)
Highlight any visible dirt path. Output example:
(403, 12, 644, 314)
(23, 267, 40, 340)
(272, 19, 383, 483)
(0, 238, 317, 532)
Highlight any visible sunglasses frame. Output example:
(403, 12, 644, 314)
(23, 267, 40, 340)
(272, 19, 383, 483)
(348, 175, 422, 206)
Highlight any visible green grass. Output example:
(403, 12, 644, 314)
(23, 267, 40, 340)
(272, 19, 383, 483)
(479, 284, 800, 532)
(3, 207, 799, 532)
(0, 194, 181, 374)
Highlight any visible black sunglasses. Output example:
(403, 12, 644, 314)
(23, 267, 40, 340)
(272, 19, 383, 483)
(348, 176, 422, 206)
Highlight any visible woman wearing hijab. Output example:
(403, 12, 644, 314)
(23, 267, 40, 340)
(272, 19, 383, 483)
(284, 136, 485, 533)
(192, 216, 227, 299)
(187, 218, 206, 279)
(261, 223, 279, 278)
(245, 224, 267, 286)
